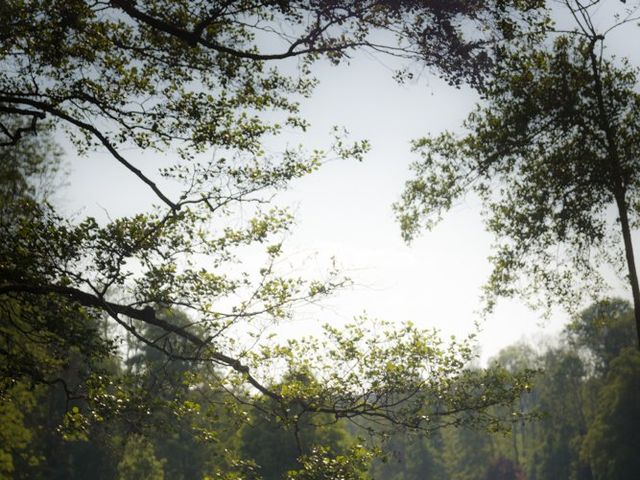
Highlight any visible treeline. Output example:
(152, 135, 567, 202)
(372, 299, 640, 480)
(2, 300, 638, 479)
(0, 308, 358, 480)
(0, 125, 541, 480)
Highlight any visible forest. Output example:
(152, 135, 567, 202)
(1, 1, 639, 479)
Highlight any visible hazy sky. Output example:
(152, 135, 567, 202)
(61, 1, 640, 363)
(272, 55, 567, 362)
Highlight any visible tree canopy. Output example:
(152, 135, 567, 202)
(1, 0, 546, 195)
(395, 1, 640, 347)
(0, 0, 548, 475)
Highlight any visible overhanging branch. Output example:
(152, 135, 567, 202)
(110, 0, 365, 61)
(0, 282, 280, 399)
(0, 95, 176, 209)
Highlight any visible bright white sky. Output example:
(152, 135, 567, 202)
(60, 1, 640, 364)
(273, 56, 567, 363)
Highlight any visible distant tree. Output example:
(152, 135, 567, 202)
(117, 435, 165, 480)
(484, 457, 526, 480)
(566, 299, 636, 373)
(125, 308, 244, 480)
(528, 349, 592, 480)
(492, 343, 540, 375)
(372, 430, 448, 480)
(582, 348, 640, 480)
(0, 382, 36, 478)
(395, 1, 640, 348)
(491, 344, 540, 470)
(443, 425, 495, 480)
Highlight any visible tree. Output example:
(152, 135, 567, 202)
(1, 0, 547, 470)
(443, 424, 495, 480)
(484, 457, 526, 480)
(581, 348, 640, 480)
(240, 374, 351, 480)
(372, 429, 448, 480)
(395, 0, 640, 348)
(528, 348, 592, 480)
(117, 434, 165, 480)
(566, 298, 636, 373)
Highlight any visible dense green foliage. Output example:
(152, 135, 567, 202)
(2, 1, 638, 478)
(6, 297, 635, 479)
(117, 435, 165, 480)
(0, 1, 550, 477)
(370, 299, 639, 480)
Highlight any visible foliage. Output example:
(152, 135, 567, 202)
(0, 0, 547, 157)
(117, 434, 165, 480)
(0, 382, 37, 478)
(484, 457, 526, 480)
(0, 0, 555, 476)
(566, 298, 636, 373)
(582, 348, 640, 480)
(286, 445, 373, 480)
(240, 384, 351, 480)
(395, 6, 640, 346)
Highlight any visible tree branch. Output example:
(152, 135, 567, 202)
(109, 0, 364, 60)
(0, 282, 280, 399)
(0, 95, 176, 209)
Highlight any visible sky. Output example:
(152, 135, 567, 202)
(268, 55, 567, 362)
(60, 1, 640, 364)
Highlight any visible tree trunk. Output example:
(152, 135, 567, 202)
(613, 190, 640, 350)
(587, 40, 640, 350)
